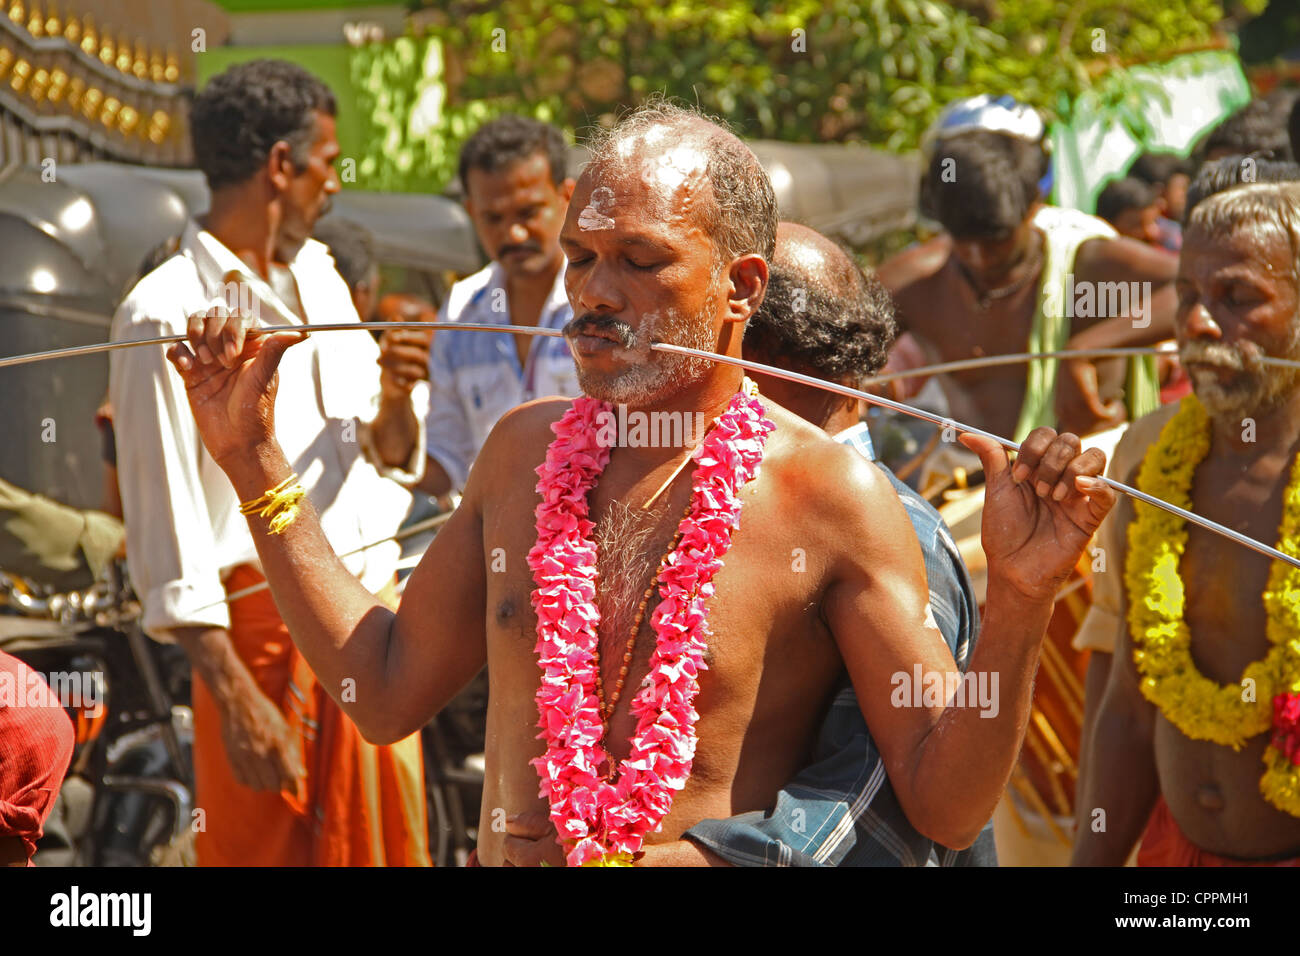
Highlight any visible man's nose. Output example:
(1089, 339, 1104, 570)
(573, 259, 623, 314)
(507, 221, 529, 244)
(1183, 300, 1222, 340)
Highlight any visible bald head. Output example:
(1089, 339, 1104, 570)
(772, 222, 865, 299)
(744, 221, 897, 390)
(584, 101, 777, 265)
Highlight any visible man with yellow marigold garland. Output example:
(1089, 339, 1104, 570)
(1073, 179, 1300, 866)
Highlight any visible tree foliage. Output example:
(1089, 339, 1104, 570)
(358, 0, 1268, 191)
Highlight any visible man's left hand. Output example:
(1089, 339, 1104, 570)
(959, 428, 1116, 604)
(501, 810, 566, 867)
(378, 327, 432, 399)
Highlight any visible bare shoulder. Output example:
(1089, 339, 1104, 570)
(463, 396, 573, 502)
(760, 403, 907, 546)
(876, 235, 952, 293)
(1075, 235, 1177, 284)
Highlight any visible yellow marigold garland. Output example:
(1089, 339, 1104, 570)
(1125, 394, 1300, 817)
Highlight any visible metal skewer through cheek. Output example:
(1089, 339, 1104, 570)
(1, 319, 1296, 570)
(652, 341, 1300, 572)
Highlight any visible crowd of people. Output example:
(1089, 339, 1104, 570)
(4, 55, 1300, 868)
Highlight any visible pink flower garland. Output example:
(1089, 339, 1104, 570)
(527, 383, 774, 866)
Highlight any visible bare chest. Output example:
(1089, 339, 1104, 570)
(1181, 468, 1287, 678)
(480, 484, 839, 762)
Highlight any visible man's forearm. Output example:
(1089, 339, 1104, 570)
(417, 454, 453, 498)
(171, 625, 254, 709)
(218, 441, 398, 740)
(905, 578, 1053, 848)
(1070, 706, 1158, 865)
(370, 393, 420, 468)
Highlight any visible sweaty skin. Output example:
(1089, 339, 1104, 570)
(167, 119, 1114, 866)
(877, 223, 1179, 437)
(1073, 224, 1300, 863)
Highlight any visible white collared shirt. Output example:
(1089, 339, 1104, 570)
(425, 260, 579, 489)
(109, 220, 426, 639)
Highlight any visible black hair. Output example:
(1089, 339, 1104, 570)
(457, 114, 569, 194)
(1198, 90, 1297, 163)
(1095, 177, 1158, 224)
(313, 217, 376, 291)
(745, 255, 897, 387)
(1183, 154, 1300, 223)
(924, 130, 1049, 239)
(1129, 152, 1192, 186)
(190, 59, 336, 191)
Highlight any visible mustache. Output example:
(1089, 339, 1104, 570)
(1180, 340, 1265, 373)
(499, 242, 542, 258)
(562, 314, 636, 349)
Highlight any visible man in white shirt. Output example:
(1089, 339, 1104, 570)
(109, 60, 429, 866)
(418, 116, 580, 496)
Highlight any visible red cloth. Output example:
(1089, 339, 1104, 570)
(0, 651, 75, 864)
(466, 848, 480, 867)
(1138, 794, 1300, 867)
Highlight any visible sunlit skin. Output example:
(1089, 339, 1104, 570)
(163, 122, 1114, 866)
(1073, 223, 1300, 863)
(878, 203, 1180, 439)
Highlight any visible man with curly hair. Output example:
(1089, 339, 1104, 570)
(109, 60, 430, 866)
(417, 114, 580, 498)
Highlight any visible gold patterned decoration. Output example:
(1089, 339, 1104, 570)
(10, 57, 29, 92)
(47, 66, 66, 101)
(8, 2, 23, 27)
(30, 65, 48, 100)
(64, 73, 83, 108)
(79, 15, 94, 55)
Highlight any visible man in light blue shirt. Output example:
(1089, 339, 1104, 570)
(418, 116, 580, 496)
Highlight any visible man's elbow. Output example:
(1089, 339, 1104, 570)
(352, 708, 420, 747)
(915, 815, 985, 851)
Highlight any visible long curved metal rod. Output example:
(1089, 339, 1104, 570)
(654, 341, 1300, 572)
(2, 319, 1296, 570)
(0, 321, 565, 370)
(864, 345, 1300, 385)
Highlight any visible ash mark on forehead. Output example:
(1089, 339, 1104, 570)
(578, 185, 617, 231)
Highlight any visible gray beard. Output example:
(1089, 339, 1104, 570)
(1182, 332, 1300, 425)
(577, 296, 719, 406)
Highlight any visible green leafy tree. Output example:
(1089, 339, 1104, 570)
(354, 0, 1268, 192)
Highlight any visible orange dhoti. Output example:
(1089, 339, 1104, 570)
(1137, 795, 1300, 867)
(192, 564, 430, 866)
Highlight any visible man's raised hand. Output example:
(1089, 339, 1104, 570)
(959, 427, 1116, 603)
(166, 305, 306, 469)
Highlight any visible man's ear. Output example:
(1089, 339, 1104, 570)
(725, 253, 768, 324)
(560, 177, 576, 204)
(268, 140, 295, 192)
